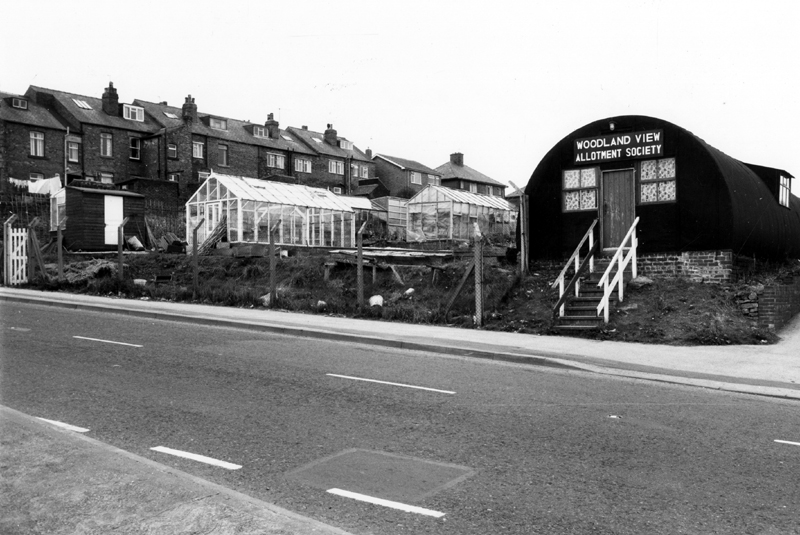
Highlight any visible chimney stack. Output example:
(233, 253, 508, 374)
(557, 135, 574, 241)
(265, 112, 280, 139)
(365, 148, 373, 159)
(450, 152, 464, 166)
(324, 123, 338, 145)
(101, 82, 119, 116)
(182, 95, 197, 123)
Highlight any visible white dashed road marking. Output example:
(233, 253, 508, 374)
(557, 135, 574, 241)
(326, 373, 455, 394)
(73, 336, 143, 347)
(151, 446, 242, 470)
(327, 488, 446, 518)
(775, 439, 800, 447)
(36, 418, 90, 433)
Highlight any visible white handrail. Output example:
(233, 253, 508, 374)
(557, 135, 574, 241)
(596, 217, 639, 322)
(551, 219, 597, 317)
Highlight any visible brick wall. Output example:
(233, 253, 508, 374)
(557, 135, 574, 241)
(734, 277, 800, 331)
(638, 250, 733, 283)
(2, 122, 65, 186)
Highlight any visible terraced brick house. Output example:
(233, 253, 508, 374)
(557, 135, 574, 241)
(435, 152, 506, 197)
(286, 124, 373, 194)
(371, 153, 441, 199)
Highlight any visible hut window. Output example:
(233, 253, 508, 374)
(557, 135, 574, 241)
(563, 168, 598, 212)
(640, 158, 676, 203)
(779, 175, 791, 208)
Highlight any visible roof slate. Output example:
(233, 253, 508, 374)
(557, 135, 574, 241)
(287, 126, 371, 163)
(435, 161, 505, 187)
(28, 85, 158, 133)
(0, 92, 67, 130)
(374, 154, 440, 175)
(135, 99, 315, 155)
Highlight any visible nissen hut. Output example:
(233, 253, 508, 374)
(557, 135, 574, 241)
(525, 115, 800, 279)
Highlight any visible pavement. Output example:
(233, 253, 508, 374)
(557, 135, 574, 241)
(2, 286, 800, 534)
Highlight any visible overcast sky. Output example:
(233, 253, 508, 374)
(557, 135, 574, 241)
(2, 0, 798, 194)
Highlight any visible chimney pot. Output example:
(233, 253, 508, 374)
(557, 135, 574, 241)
(182, 94, 198, 123)
(324, 123, 338, 145)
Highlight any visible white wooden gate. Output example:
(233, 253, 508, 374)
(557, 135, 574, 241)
(4, 226, 28, 285)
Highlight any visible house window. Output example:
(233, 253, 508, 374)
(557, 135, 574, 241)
(295, 158, 312, 173)
(779, 175, 791, 208)
(198, 171, 211, 180)
(12, 98, 28, 109)
(333, 187, 343, 194)
(210, 117, 227, 130)
(168, 173, 180, 182)
(219, 145, 229, 166)
(68, 141, 79, 162)
(30, 131, 44, 156)
(123, 104, 144, 122)
(167, 143, 177, 159)
(427, 174, 439, 185)
(253, 126, 266, 138)
(129, 138, 141, 160)
(30, 172, 44, 180)
(361, 165, 369, 179)
(100, 133, 113, 157)
(351, 163, 359, 177)
(640, 158, 676, 204)
(267, 153, 284, 169)
(563, 168, 598, 212)
(193, 141, 204, 159)
(328, 159, 344, 175)
(99, 172, 114, 184)
(339, 139, 353, 150)
(72, 99, 92, 110)
(410, 171, 422, 185)
(469, 182, 478, 193)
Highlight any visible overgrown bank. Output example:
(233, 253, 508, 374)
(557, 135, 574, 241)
(22, 251, 800, 346)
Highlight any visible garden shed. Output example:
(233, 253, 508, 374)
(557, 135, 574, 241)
(51, 186, 145, 251)
(406, 185, 516, 242)
(186, 172, 357, 248)
(524, 115, 800, 260)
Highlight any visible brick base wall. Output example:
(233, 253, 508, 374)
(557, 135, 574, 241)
(637, 250, 733, 283)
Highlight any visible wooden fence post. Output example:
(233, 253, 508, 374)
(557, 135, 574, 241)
(356, 220, 367, 310)
(3, 214, 18, 286)
(269, 219, 281, 307)
(57, 216, 67, 280)
(117, 217, 130, 282)
(473, 222, 484, 327)
(192, 218, 205, 298)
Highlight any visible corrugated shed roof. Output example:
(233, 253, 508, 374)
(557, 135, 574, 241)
(135, 100, 315, 155)
(0, 92, 67, 130)
(28, 85, 158, 133)
(67, 186, 144, 198)
(338, 195, 373, 210)
(408, 185, 515, 210)
(374, 154, 440, 175)
(435, 161, 505, 187)
(287, 126, 371, 162)
(353, 184, 380, 196)
(196, 172, 354, 212)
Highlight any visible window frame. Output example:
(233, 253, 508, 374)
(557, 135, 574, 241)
(267, 152, 285, 169)
(129, 137, 141, 160)
(100, 132, 113, 157)
(209, 117, 227, 130)
(192, 141, 204, 159)
(29, 172, 44, 181)
(361, 165, 369, 179)
(562, 167, 600, 213)
(638, 157, 677, 205)
(218, 144, 229, 166)
(99, 172, 114, 184)
(30, 131, 45, 157)
(469, 182, 478, 193)
(328, 159, 344, 175)
(253, 126, 267, 138)
(123, 104, 144, 122)
(410, 171, 422, 185)
(167, 143, 178, 159)
(67, 141, 80, 163)
(295, 158, 312, 173)
(12, 98, 28, 110)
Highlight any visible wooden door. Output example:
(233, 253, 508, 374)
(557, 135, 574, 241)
(601, 170, 635, 250)
(104, 195, 123, 245)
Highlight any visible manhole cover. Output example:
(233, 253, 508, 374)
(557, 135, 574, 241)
(286, 449, 474, 502)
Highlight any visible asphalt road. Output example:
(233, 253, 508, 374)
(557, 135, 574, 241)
(3, 301, 800, 534)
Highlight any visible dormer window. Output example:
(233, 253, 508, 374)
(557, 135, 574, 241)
(253, 126, 267, 138)
(339, 139, 353, 150)
(123, 104, 144, 122)
(210, 117, 227, 130)
(779, 175, 791, 208)
(12, 98, 28, 110)
(72, 99, 92, 110)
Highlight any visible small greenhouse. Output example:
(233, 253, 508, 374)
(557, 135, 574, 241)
(407, 185, 517, 241)
(186, 172, 357, 248)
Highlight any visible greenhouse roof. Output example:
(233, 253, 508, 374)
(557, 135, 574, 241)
(200, 172, 355, 212)
(409, 185, 515, 211)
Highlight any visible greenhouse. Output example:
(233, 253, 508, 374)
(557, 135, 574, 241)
(186, 172, 357, 248)
(407, 185, 517, 241)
